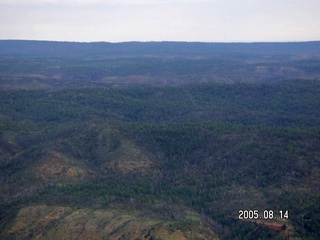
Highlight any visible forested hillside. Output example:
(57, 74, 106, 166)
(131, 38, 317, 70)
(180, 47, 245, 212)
(1, 41, 320, 239)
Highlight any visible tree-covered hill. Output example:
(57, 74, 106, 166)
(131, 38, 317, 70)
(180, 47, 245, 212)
(1, 80, 320, 239)
(1, 41, 320, 239)
(1, 81, 319, 126)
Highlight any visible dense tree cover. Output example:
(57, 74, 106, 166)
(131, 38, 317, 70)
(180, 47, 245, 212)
(1, 41, 320, 239)
(1, 80, 320, 239)
(0, 81, 319, 127)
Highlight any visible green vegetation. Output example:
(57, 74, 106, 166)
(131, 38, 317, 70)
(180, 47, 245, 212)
(1, 41, 320, 239)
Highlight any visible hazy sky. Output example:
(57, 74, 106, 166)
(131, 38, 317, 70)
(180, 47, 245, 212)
(1, 0, 319, 42)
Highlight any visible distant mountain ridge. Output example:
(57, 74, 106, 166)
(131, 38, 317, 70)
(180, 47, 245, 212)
(1, 40, 320, 58)
(1, 40, 320, 89)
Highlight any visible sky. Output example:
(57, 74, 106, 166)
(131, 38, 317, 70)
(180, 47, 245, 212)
(0, 0, 320, 43)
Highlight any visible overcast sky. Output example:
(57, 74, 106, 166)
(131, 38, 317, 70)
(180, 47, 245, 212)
(1, 0, 319, 42)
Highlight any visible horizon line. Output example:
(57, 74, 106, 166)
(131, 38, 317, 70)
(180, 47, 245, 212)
(1, 39, 320, 44)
